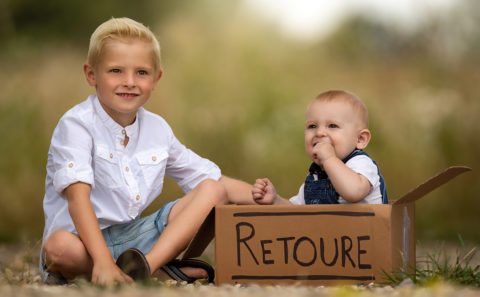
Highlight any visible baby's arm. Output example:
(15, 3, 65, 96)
(314, 143, 371, 202)
(252, 178, 291, 205)
(65, 182, 132, 285)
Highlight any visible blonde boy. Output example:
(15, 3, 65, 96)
(252, 90, 388, 205)
(41, 17, 252, 286)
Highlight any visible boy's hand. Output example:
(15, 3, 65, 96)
(313, 141, 336, 166)
(252, 178, 277, 205)
(92, 258, 133, 286)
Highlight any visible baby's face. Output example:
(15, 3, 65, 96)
(304, 99, 364, 161)
(85, 38, 160, 126)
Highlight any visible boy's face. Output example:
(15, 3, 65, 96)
(84, 38, 162, 127)
(304, 99, 367, 162)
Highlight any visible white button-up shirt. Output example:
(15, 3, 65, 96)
(42, 95, 221, 242)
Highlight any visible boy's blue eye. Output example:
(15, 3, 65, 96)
(110, 69, 121, 73)
(138, 70, 148, 75)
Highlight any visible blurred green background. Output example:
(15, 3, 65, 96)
(0, 0, 478, 244)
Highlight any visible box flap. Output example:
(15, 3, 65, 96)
(393, 166, 471, 205)
(181, 208, 215, 259)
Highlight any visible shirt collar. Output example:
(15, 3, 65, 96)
(91, 95, 139, 139)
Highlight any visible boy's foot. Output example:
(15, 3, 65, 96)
(116, 248, 151, 281)
(155, 259, 215, 283)
(117, 248, 214, 283)
(43, 271, 68, 285)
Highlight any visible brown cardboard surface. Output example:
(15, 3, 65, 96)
(393, 166, 471, 205)
(390, 202, 416, 274)
(215, 204, 396, 285)
(185, 166, 471, 286)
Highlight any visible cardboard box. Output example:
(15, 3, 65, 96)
(184, 166, 471, 286)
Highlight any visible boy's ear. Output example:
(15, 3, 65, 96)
(83, 63, 97, 87)
(152, 69, 163, 90)
(356, 129, 371, 150)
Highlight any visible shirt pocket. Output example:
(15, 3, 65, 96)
(136, 149, 168, 190)
(93, 145, 122, 189)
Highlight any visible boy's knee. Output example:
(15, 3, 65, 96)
(199, 179, 228, 205)
(43, 230, 82, 264)
(44, 230, 68, 256)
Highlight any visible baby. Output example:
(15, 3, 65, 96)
(252, 90, 388, 205)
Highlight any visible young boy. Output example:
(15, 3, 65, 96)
(252, 90, 388, 205)
(41, 17, 253, 286)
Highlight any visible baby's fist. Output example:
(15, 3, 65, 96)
(252, 178, 277, 205)
(313, 141, 335, 165)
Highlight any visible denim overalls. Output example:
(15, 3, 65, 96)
(303, 149, 388, 204)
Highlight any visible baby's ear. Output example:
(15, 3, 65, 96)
(356, 129, 371, 150)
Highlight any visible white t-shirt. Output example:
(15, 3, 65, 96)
(42, 95, 221, 243)
(289, 155, 382, 205)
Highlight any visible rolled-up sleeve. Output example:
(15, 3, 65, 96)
(346, 155, 379, 189)
(51, 113, 94, 195)
(165, 130, 221, 193)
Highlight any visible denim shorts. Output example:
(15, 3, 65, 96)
(40, 199, 179, 284)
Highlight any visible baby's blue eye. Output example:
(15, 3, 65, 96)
(328, 123, 339, 128)
(307, 124, 317, 129)
(110, 69, 121, 73)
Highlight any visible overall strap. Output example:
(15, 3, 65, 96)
(342, 149, 368, 163)
(308, 162, 328, 178)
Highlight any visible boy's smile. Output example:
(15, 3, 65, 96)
(84, 38, 162, 127)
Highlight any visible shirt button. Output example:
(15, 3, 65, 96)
(109, 153, 113, 159)
(122, 129, 126, 135)
(136, 194, 140, 201)
(120, 140, 124, 146)
(125, 166, 130, 172)
(152, 156, 157, 162)
(68, 162, 74, 168)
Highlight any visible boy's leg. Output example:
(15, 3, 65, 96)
(145, 179, 226, 275)
(42, 229, 93, 280)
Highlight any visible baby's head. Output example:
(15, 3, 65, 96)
(305, 90, 371, 161)
(87, 17, 162, 76)
(314, 90, 369, 129)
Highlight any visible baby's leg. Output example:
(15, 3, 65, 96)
(145, 178, 227, 274)
(43, 229, 93, 280)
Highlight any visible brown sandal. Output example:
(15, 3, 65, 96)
(116, 248, 151, 281)
(161, 258, 215, 283)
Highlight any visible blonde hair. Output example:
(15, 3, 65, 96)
(314, 90, 369, 128)
(87, 17, 161, 74)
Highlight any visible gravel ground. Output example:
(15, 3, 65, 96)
(1, 279, 479, 297)
(1, 241, 479, 297)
